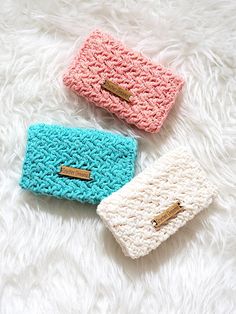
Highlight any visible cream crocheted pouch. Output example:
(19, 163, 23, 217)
(97, 147, 217, 259)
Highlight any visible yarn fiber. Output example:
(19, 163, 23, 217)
(97, 147, 217, 258)
(20, 124, 137, 204)
(63, 30, 184, 133)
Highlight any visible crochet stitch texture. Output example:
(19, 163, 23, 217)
(97, 147, 217, 258)
(20, 124, 137, 204)
(63, 30, 184, 133)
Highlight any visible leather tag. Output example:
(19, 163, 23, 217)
(152, 202, 184, 230)
(101, 79, 132, 102)
(59, 165, 91, 180)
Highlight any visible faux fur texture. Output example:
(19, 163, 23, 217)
(0, 0, 235, 313)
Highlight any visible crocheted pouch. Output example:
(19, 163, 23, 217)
(97, 148, 217, 258)
(20, 124, 137, 204)
(63, 30, 184, 133)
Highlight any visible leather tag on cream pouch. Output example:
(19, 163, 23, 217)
(152, 202, 184, 230)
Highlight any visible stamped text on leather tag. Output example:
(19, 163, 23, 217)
(152, 202, 184, 230)
(59, 165, 91, 180)
(101, 79, 132, 102)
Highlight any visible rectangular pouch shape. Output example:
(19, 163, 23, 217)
(97, 147, 217, 258)
(63, 30, 184, 133)
(20, 124, 137, 204)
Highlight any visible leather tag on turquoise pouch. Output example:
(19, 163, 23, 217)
(59, 165, 91, 180)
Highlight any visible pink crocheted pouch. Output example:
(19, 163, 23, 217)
(63, 30, 184, 133)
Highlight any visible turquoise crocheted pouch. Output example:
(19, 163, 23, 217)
(20, 124, 137, 204)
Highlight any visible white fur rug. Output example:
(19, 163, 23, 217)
(0, 0, 236, 313)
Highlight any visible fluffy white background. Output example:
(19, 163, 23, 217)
(0, 0, 235, 313)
